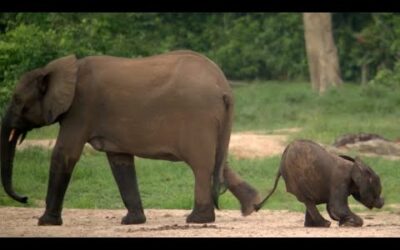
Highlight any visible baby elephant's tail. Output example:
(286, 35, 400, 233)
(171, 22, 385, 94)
(254, 170, 281, 211)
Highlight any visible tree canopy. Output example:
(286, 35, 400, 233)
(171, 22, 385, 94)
(1, 13, 400, 111)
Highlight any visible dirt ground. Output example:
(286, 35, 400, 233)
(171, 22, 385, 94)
(1, 207, 400, 237)
(17, 130, 295, 159)
(2, 129, 399, 237)
(229, 132, 287, 159)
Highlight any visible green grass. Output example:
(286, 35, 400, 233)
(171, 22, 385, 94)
(1, 148, 399, 214)
(1, 81, 399, 213)
(0, 148, 193, 209)
(233, 82, 400, 143)
(25, 124, 59, 139)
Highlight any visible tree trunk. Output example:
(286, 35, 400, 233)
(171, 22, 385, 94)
(303, 13, 342, 94)
(361, 63, 369, 85)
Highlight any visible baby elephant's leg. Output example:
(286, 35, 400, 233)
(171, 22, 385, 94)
(328, 187, 364, 227)
(304, 202, 331, 227)
(327, 203, 363, 227)
(339, 215, 363, 227)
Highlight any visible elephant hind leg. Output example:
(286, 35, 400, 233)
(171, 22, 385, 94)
(304, 202, 331, 227)
(106, 152, 146, 225)
(185, 153, 216, 223)
(223, 164, 261, 216)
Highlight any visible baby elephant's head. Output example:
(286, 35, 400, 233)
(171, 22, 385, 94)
(350, 157, 384, 209)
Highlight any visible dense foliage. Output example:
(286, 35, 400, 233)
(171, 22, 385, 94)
(1, 13, 400, 113)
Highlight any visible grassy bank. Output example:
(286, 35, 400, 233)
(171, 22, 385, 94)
(234, 82, 400, 144)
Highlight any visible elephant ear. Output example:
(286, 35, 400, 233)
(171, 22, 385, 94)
(41, 55, 78, 124)
(339, 154, 355, 162)
(351, 156, 368, 191)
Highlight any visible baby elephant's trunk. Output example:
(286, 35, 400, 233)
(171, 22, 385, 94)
(375, 197, 384, 209)
(254, 170, 281, 211)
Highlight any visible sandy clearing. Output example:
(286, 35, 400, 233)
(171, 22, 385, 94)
(0, 207, 399, 237)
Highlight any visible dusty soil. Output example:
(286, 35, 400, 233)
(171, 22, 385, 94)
(1, 207, 400, 237)
(229, 132, 287, 159)
(18, 129, 299, 159)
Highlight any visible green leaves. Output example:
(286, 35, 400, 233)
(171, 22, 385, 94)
(2, 13, 400, 115)
(334, 13, 400, 82)
(368, 61, 400, 91)
(0, 24, 59, 113)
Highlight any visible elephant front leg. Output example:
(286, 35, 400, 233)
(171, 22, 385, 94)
(304, 202, 331, 227)
(328, 185, 363, 227)
(328, 202, 363, 227)
(107, 153, 146, 225)
(223, 165, 261, 216)
(38, 147, 80, 226)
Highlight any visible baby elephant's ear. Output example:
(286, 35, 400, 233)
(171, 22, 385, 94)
(351, 157, 368, 189)
(354, 156, 363, 164)
(339, 155, 355, 162)
(351, 163, 363, 189)
(354, 156, 370, 172)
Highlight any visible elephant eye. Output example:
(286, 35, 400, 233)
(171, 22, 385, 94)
(14, 96, 22, 105)
(21, 106, 29, 114)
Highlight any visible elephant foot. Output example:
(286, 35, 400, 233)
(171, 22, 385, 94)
(121, 212, 146, 225)
(339, 216, 363, 227)
(38, 213, 63, 226)
(304, 219, 331, 228)
(229, 182, 261, 216)
(186, 203, 215, 223)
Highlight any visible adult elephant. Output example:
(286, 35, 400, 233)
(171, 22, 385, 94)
(1, 50, 260, 225)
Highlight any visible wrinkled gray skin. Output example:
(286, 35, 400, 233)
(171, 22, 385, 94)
(0, 50, 260, 226)
(255, 139, 384, 227)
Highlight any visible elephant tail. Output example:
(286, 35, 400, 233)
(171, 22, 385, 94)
(212, 93, 233, 210)
(254, 170, 281, 211)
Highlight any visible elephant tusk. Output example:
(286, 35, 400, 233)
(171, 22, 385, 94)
(18, 132, 27, 145)
(9, 129, 16, 142)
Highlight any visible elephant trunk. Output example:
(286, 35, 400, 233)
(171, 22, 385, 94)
(375, 197, 384, 209)
(0, 109, 28, 203)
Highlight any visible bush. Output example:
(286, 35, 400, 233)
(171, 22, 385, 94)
(368, 61, 400, 90)
(2, 13, 400, 114)
(0, 24, 61, 114)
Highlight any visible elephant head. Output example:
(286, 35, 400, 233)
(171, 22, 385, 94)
(349, 156, 384, 209)
(1, 55, 77, 203)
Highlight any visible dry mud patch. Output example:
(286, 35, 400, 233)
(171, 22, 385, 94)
(1, 207, 399, 237)
(18, 129, 296, 159)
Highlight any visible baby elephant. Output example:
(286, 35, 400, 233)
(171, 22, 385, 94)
(255, 139, 384, 227)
